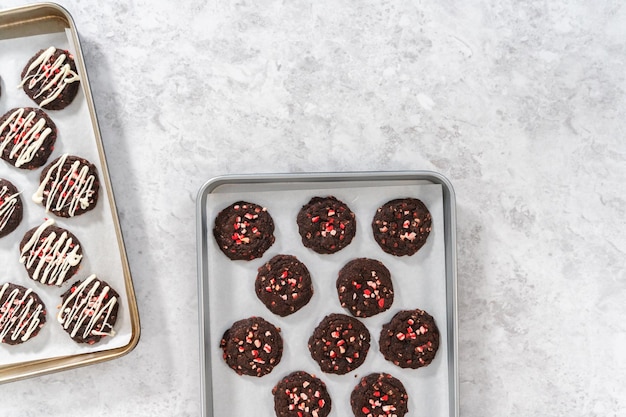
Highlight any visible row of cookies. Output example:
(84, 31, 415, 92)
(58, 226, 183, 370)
(213, 196, 433, 261)
(0, 276, 119, 345)
(220, 308, 439, 377)
(0, 47, 119, 346)
(256, 255, 395, 318)
(271, 370, 409, 417)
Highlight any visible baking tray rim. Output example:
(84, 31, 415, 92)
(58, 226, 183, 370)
(0, 1, 141, 384)
(196, 170, 459, 417)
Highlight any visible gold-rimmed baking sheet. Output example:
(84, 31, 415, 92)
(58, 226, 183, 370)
(0, 2, 140, 383)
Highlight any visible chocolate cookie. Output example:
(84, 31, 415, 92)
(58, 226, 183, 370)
(220, 316, 283, 377)
(0, 282, 47, 345)
(256, 254, 314, 317)
(336, 258, 394, 318)
(19, 219, 83, 286)
(213, 201, 275, 261)
(296, 196, 356, 254)
(0, 179, 23, 238)
(350, 373, 409, 417)
(58, 275, 120, 344)
(372, 198, 432, 256)
(272, 371, 332, 417)
(308, 313, 370, 375)
(0, 107, 57, 169)
(19, 46, 81, 110)
(379, 309, 440, 369)
(33, 154, 100, 217)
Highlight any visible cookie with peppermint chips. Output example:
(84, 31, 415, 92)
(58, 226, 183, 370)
(336, 258, 394, 318)
(19, 46, 81, 110)
(296, 196, 356, 254)
(213, 201, 275, 261)
(256, 254, 314, 317)
(0, 282, 47, 345)
(58, 275, 120, 344)
(308, 313, 370, 375)
(0, 178, 23, 238)
(350, 373, 409, 417)
(272, 371, 332, 417)
(220, 316, 283, 377)
(379, 308, 440, 369)
(0, 107, 57, 169)
(372, 198, 432, 256)
(33, 153, 100, 218)
(19, 218, 83, 286)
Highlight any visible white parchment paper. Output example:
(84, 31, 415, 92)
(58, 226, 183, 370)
(0, 30, 132, 365)
(206, 182, 449, 417)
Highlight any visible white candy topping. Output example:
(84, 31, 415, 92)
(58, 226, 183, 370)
(0, 185, 20, 233)
(0, 283, 46, 343)
(57, 274, 118, 342)
(33, 153, 98, 217)
(19, 218, 82, 286)
(18, 46, 80, 107)
(0, 108, 53, 168)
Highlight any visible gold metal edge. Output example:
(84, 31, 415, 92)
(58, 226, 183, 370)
(0, 2, 69, 38)
(0, 2, 141, 384)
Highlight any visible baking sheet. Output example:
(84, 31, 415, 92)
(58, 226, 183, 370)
(200, 176, 457, 417)
(0, 20, 132, 365)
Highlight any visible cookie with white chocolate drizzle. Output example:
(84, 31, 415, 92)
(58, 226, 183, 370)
(19, 218, 83, 286)
(58, 275, 120, 344)
(20, 46, 80, 110)
(0, 282, 47, 345)
(33, 154, 100, 217)
(0, 178, 23, 238)
(0, 107, 57, 169)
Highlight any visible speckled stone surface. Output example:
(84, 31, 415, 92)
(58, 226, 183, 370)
(2, 0, 626, 416)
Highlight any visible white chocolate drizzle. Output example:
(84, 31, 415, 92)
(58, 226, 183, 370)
(0, 108, 53, 168)
(0, 185, 20, 233)
(18, 46, 80, 107)
(33, 153, 98, 217)
(19, 218, 82, 286)
(57, 274, 118, 342)
(0, 283, 46, 343)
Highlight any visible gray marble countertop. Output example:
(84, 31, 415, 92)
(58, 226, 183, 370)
(2, 1, 626, 416)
